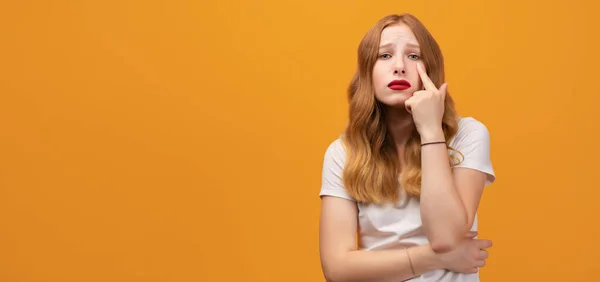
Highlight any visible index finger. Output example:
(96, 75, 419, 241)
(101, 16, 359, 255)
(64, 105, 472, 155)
(417, 63, 437, 91)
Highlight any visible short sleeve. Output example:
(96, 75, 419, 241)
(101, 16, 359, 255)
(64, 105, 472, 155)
(319, 138, 356, 201)
(450, 118, 496, 186)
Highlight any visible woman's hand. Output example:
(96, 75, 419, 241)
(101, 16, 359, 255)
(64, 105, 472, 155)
(437, 231, 492, 274)
(404, 63, 447, 142)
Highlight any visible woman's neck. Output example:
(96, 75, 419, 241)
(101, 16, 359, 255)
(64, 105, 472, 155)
(384, 107, 416, 160)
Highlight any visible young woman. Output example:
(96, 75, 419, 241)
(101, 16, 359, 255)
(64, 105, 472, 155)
(319, 13, 496, 282)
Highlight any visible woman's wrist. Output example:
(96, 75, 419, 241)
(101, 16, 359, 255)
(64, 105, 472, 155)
(406, 245, 446, 276)
(419, 127, 445, 143)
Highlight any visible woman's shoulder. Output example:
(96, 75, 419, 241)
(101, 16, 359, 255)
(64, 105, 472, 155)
(457, 116, 489, 131)
(324, 135, 347, 160)
(453, 116, 490, 139)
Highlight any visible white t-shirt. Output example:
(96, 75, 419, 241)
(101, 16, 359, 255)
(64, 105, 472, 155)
(319, 117, 496, 282)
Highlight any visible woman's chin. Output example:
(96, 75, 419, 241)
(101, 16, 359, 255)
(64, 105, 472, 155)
(379, 98, 409, 110)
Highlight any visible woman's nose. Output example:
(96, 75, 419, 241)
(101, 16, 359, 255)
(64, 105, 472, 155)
(393, 59, 406, 75)
(393, 67, 406, 75)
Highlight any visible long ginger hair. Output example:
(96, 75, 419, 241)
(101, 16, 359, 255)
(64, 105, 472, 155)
(342, 13, 462, 204)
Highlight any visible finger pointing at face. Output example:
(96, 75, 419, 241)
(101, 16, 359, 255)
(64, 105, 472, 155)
(417, 62, 437, 91)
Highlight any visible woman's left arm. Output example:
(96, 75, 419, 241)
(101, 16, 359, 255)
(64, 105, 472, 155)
(418, 128, 490, 253)
(406, 64, 495, 253)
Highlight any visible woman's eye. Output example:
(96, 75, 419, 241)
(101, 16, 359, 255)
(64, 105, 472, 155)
(379, 53, 392, 59)
(408, 54, 420, 60)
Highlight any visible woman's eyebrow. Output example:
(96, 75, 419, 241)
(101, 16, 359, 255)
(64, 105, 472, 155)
(379, 43, 395, 49)
(406, 43, 420, 49)
(378, 42, 421, 49)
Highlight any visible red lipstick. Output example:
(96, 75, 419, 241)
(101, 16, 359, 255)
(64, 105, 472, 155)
(388, 80, 411, 90)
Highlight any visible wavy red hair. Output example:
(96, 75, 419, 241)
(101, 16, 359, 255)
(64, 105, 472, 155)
(342, 13, 462, 204)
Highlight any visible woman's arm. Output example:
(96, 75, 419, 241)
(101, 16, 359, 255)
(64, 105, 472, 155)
(408, 64, 493, 253)
(418, 129, 489, 253)
(319, 196, 442, 282)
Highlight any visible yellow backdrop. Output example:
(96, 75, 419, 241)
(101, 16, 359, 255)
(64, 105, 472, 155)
(1, 1, 599, 281)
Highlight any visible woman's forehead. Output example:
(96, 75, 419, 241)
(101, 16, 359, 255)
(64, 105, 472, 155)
(380, 24, 418, 46)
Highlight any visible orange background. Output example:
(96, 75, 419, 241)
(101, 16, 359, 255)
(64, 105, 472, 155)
(1, 1, 599, 281)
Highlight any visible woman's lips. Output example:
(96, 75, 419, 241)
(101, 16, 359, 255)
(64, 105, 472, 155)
(388, 80, 411, 90)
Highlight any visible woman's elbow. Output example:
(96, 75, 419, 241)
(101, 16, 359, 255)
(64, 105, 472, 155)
(430, 230, 464, 252)
(323, 271, 339, 282)
(322, 266, 346, 282)
(321, 257, 345, 282)
(431, 217, 473, 252)
(431, 238, 459, 253)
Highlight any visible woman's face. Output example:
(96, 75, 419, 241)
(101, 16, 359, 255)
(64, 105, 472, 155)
(372, 23, 424, 109)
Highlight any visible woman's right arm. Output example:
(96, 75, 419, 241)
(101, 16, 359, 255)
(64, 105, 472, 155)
(319, 196, 442, 282)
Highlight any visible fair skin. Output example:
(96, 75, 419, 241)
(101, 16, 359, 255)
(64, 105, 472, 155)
(320, 197, 491, 282)
(319, 23, 492, 282)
